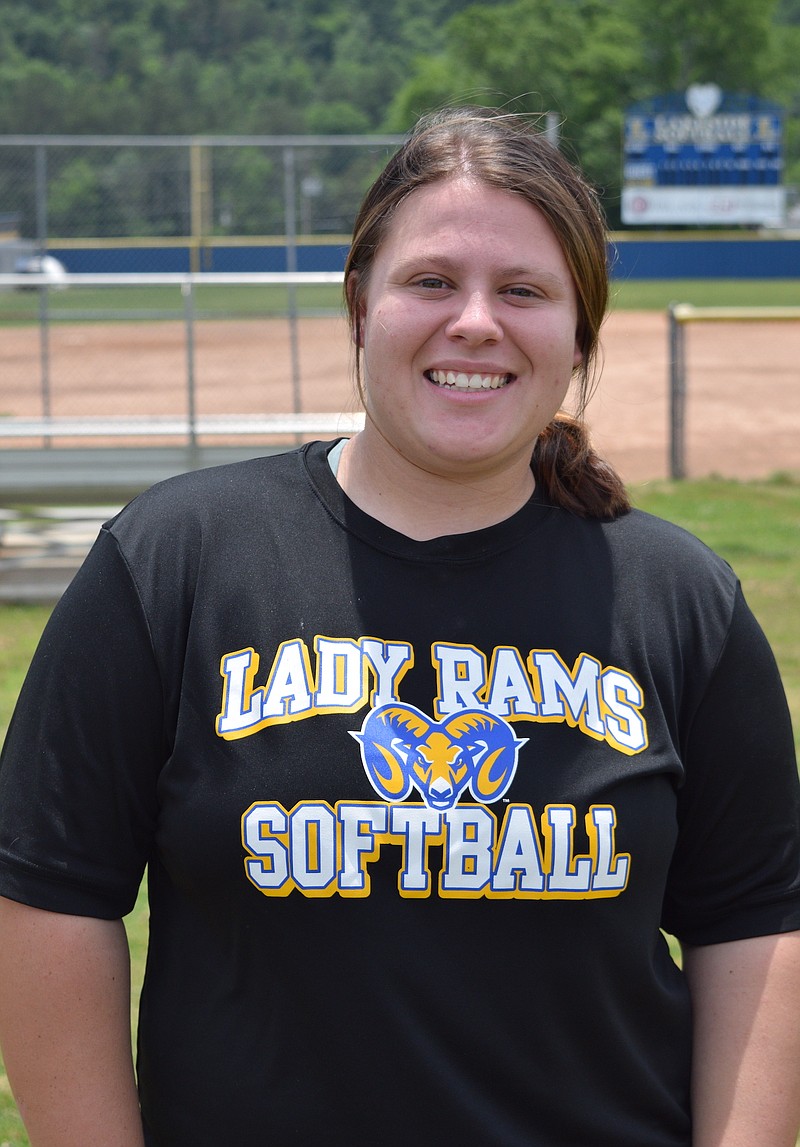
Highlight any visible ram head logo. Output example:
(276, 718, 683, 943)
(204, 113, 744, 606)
(351, 704, 526, 811)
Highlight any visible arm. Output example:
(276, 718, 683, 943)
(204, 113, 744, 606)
(0, 896, 145, 1147)
(683, 930, 800, 1147)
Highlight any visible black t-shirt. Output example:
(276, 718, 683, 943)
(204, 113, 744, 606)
(1, 440, 799, 1146)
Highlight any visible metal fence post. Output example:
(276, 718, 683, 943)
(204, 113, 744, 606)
(189, 140, 211, 274)
(283, 144, 302, 417)
(668, 303, 687, 480)
(35, 144, 52, 443)
(182, 280, 198, 452)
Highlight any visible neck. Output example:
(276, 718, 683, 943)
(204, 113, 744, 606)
(336, 429, 535, 541)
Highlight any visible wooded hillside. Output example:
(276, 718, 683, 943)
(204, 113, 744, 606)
(2, 0, 798, 227)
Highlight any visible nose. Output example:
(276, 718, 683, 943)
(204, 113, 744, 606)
(445, 289, 503, 344)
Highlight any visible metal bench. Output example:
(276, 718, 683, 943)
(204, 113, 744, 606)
(0, 413, 365, 503)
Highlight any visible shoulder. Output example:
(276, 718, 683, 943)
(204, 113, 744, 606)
(592, 508, 741, 649)
(599, 506, 737, 584)
(88, 445, 332, 608)
(104, 445, 326, 550)
(117, 448, 310, 521)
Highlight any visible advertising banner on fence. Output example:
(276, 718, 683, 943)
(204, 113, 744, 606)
(622, 86, 785, 226)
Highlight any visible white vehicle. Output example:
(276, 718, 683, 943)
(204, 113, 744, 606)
(14, 253, 68, 286)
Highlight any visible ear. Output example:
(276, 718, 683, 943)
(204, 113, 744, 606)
(345, 271, 365, 348)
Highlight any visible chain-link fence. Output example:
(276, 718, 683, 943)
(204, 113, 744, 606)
(0, 133, 402, 261)
(3, 135, 800, 499)
(0, 134, 403, 443)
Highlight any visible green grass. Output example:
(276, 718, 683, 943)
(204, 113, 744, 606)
(0, 281, 346, 324)
(610, 277, 800, 311)
(0, 606, 52, 742)
(0, 477, 799, 1141)
(1, 278, 798, 325)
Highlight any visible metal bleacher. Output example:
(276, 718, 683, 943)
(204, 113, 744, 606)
(0, 269, 362, 503)
(0, 413, 365, 503)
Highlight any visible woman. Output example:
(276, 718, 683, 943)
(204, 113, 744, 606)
(1, 107, 799, 1146)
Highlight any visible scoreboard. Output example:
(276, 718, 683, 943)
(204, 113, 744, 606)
(622, 85, 785, 226)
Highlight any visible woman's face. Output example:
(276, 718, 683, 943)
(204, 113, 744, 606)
(354, 176, 582, 485)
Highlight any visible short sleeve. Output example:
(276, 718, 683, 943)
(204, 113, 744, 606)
(0, 528, 167, 918)
(663, 584, 800, 945)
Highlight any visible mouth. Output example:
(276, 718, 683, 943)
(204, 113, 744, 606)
(426, 369, 513, 391)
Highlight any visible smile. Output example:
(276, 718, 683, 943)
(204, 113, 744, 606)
(427, 370, 512, 391)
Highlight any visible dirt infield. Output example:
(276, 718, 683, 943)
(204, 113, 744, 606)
(2, 309, 799, 483)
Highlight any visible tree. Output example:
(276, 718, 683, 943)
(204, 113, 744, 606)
(0, 0, 796, 232)
(385, 0, 648, 220)
(620, 0, 782, 94)
(386, 0, 800, 221)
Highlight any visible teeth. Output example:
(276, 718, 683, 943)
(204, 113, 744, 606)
(429, 370, 509, 390)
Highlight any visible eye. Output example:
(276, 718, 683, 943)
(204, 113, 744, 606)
(502, 285, 540, 300)
(412, 276, 449, 291)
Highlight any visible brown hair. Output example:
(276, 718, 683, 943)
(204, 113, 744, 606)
(344, 106, 630, 520)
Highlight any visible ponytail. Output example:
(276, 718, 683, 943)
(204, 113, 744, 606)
(532, 415, 631, 520)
